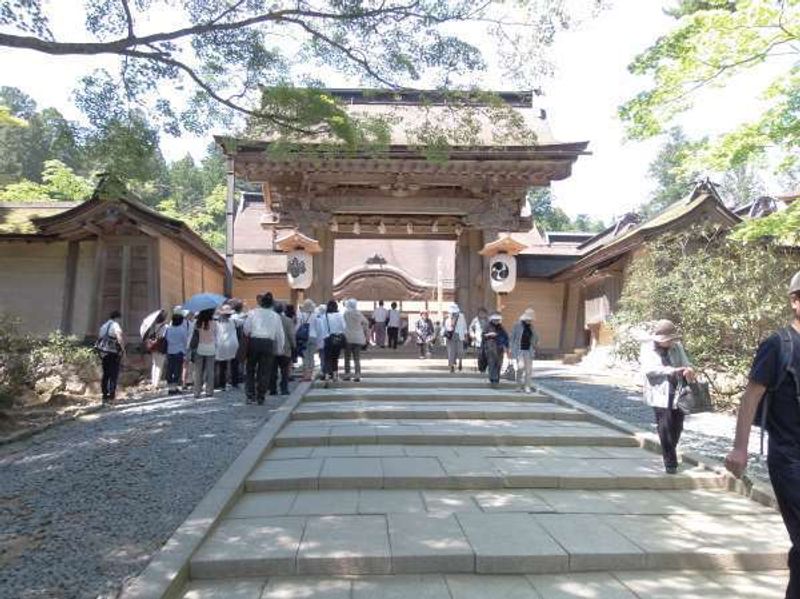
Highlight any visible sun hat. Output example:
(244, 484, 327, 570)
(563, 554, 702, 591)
(346, 298, 358, 310)
(520, 308, 535, 322)
(652, 319, 681, 343)
(449, 303, 460, 314)
(790, 270, 800, 295)
(489, 313, 502, 322)
(300, 298, 316, 313)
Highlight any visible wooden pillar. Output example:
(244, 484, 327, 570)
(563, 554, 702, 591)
(60, 240, 79, 334)
(455, 228, 495, 319)
(309, 226, 334, 304)
(224, 154, 236, 297)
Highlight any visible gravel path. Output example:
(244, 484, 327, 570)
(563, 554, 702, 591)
(0, 388, 286, 599)
(536, 369, 771, 484)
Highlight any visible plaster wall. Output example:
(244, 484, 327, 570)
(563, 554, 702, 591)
(504, 279, 566, 352)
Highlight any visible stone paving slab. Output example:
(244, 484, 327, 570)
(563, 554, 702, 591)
(297, 515, 392, 575)
(324, 377, 516, 389)
(178, 571, 792, 599)
(387, 514, 474, 573)
(293, 400, 586, 421)
(304, 388, 550, 402)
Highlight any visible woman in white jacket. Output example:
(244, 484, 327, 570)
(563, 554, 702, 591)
(443, 304, 468, 373)
(215, 305, 240, 389)
(640, 319, 697, 474)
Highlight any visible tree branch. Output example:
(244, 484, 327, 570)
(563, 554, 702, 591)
(120, 0, 134, 38)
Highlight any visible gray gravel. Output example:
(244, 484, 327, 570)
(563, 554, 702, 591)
(537, 373, 771, 484)
(0, 388, 286, 599)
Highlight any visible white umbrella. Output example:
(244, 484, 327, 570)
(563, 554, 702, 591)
(139, 309, 163, 339)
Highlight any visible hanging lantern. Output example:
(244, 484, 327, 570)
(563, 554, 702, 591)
(275, 231, 323, 291)
(479, 235, 528, 294)
(488, 253, 517, 293)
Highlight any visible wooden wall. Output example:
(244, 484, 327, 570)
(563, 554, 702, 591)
(234, 276, 291, 310)
(0, 241, 67, 335)
(159, 238, 225, 310)
(72, 240, 97, 337)
(504, 280, 566, 352)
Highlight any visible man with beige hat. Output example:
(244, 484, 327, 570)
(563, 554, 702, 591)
(640, 319, 696, 474)
(726, 270, 800, 599)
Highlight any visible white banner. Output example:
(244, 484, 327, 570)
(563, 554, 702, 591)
(489, 253, 516, 293)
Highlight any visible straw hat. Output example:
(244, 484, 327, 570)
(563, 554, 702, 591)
(652, 319, 681, 343)
(520, 308, 535, 322)
(448, 303, 460, 314)
(345, 298, 358, 310)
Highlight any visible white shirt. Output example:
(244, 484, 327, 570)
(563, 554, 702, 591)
(388, 309, 402, 328)
(244, 307, 286, 348)
(99, 320, 122, 340)
(373, 306, 388, 323)
(215, 319, 239, 361)
(316, 312, 346, 338)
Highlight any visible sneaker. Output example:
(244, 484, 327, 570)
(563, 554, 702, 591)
(353, 377, 360, 383)
(523, 386, 532, 394)
(450, 366, 455, 373)
(323, 379, 330, 389)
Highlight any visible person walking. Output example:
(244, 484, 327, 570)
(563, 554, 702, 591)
(726, 271, 800, 599)
(469, 307, 489, 373)
(415, 311, 435, 359)
(243, 292, 285, 405)
(164, 311, 188, 395)
(319, 300, 346, 387)
(296, 299, 317, 381)
(483, 313, 510, 386)
(182, 310, 195, 390)
(343, 298, 369, 382)
(215, 304, 240, 390)
(191, 309, 218, 398)
(271, 302, 296, 395)
(97, 310, 125, 403)
(145, 310, 168, 390)
(640, 319, 696, 474)
(373, 300, 388, 347)
(313, 304, 329, 379)
(510, 308, 538, 393)
(387, 302, 401, 350)
(444, 304, 468, 373)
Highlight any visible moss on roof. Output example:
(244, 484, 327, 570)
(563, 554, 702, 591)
(0, 202, 78, 234)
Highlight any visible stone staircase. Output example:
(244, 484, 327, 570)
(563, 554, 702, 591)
(178, 358, 789, 598)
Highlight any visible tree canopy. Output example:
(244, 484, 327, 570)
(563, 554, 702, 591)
(620, 0, 800, 175)
(0, 0, 604, 144)
(528, 188, 605, 233)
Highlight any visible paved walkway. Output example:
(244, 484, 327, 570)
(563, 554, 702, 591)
(178, 358, 790, 598)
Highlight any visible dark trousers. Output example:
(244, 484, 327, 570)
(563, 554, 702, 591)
(486, 344, 503, 384)
(769, 454, 800, 598)
(216, 359, 240, 388)
(324, 338, 342, 378)
(270, 355, 291, 395)
(101, 352, 121, 400)
(246, 338, 275, 403)
(167, 353, 184, 386)
(653, 407, 684, 469)
(387, 326, 399, 349)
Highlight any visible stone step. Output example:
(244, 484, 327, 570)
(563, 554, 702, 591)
(180, 570, 791, 599)
(189, 512, 790, 578)
(274, 419, 640, 448)
(226, 488, 774, 519)
(293, 401, 588, 421)
(245, 454, 725, 492)
(314, 377, 516, 389)
(304, 387, 552, 402)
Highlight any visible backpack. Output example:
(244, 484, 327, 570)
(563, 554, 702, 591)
(753, 327, 800, 453)
(296, 322, 311, 354)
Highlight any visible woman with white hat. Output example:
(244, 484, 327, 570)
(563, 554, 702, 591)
(343, 298, 369, 381)
(510, 308, 539, 393)
(215, 304, 240, 390)
(483, 313, 510, 386)
(443, 304, 468, 373)
(640, 319, 696, 474)
(296, 298, 317, 381)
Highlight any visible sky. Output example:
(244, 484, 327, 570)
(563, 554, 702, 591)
(0, 0, 779, 223)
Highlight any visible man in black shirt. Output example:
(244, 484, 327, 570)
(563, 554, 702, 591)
(726, 271, 800, 599)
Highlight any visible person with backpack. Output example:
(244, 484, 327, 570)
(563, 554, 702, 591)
(444, 304, 468, 373)
(296, 299, 317, 381)
(97, 310, 125, 403)
(319, 299, 346, 387)
(726, 271, 800, 599)
(343, 298, 369, 382)
(510, 308, 539, 393)
(640, 319, 696, 474)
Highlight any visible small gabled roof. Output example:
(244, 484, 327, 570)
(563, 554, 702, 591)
(552, 180, 741, 281)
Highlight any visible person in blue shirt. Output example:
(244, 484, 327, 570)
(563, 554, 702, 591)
(726, 270, 800, 599)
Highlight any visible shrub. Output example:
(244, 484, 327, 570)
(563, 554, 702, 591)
(612, 226, 797, 407)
